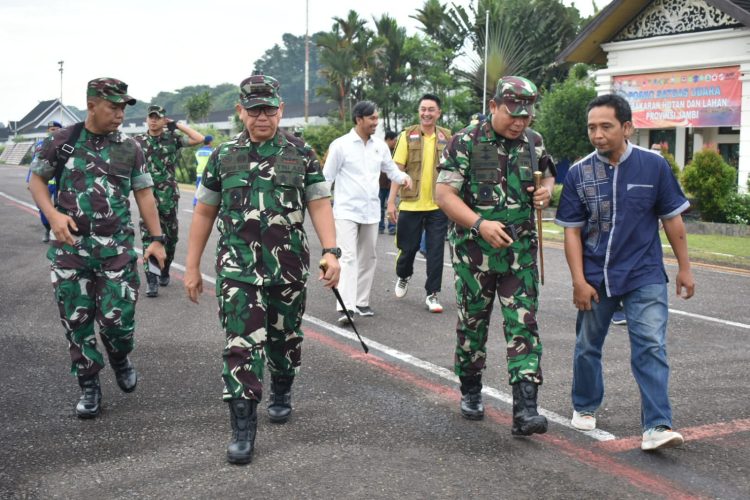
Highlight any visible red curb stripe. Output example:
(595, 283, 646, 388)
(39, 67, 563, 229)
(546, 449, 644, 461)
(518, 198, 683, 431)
(305, 328, 705, 500)
(597, 418, 750, 453)
(5, 199, 40, 216)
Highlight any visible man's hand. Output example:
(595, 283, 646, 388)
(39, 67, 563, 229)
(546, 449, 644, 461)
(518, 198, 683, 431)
(143, 241, 166, 269)
(478, 220, 514, 249)
(527, 184, 552, 210)
(675, 269, 695, 299)
(401, 175, 413, 190)
(184, 266, 204, 304)
(386, 200, 398, 224)
(318, 254, 341, 289)
(49, 212, 79, 246)
(572, 280, 599, 310)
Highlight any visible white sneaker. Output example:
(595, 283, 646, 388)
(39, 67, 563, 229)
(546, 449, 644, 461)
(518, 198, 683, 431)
(394, 276, 410, 298)
(571, 410, 596, 431)
(425, 293, 443, 313)
(641, 426, 684, 451)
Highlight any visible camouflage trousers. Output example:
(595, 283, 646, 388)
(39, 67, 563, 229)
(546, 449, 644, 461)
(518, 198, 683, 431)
(51, 253, 139, 379)
(452, 258, 543, 385)
(140, 207, 178, 272)
(217, 277, 306, 402)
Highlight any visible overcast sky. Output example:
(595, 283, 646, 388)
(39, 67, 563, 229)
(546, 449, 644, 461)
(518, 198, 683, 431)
(0, 0, 603, 124)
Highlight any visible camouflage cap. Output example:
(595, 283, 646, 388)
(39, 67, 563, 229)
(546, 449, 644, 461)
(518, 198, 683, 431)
(147, 104, 166, 117)
(87, 77, 136, 106)
(239, 75, 281, 109)
(494, 76, 538, 117)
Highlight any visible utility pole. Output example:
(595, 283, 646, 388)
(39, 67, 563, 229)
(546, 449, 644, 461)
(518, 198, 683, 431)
(304, 0, 309, 124)
(482, 11, 489, 116)
(58, 60, 64, 124)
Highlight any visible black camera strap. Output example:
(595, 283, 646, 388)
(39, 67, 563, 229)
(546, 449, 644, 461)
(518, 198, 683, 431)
(53, 121, 85, 190)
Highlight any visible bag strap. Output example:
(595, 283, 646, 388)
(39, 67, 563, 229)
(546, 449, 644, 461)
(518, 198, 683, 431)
(525, 128, 538, 172)
(53, 121, 85, 187)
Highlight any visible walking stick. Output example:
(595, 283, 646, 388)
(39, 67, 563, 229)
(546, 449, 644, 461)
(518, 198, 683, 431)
(533, 171, 545, 286)
(319, 259, 369, 354)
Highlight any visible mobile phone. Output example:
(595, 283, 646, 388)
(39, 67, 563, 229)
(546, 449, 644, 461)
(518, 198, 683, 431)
(147, 255, 162, 276)
(504, 224, 518, 241)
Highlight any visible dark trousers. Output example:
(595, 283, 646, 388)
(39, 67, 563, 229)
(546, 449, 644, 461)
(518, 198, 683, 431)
(378, 188, 396, 232)
(395, 209, 448, 295)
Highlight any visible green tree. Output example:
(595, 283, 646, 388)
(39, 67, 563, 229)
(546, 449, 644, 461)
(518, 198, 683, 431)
(682, 148, 737, 222)
(370, 15, 409, 131)
(449, 0, 584, 99)
(534, 65, 596, 162)
(184, 91, 212, 123)
(317, 11, 373, 120)
(254, 33, 326, 106)
(301, 120, 351, 159)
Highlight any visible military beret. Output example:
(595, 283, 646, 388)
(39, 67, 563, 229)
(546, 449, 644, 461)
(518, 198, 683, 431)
(494, 76, 538, 117)
(147, 105, 166, 117)
(87, 77, 136, 106)
(239, 75, 281, 109)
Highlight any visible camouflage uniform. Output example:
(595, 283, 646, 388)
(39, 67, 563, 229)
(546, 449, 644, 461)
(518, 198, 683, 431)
(437, 78, 555, 386)
(197, 126, 330, 402)
(135, 106, 186, 274)
(30, 79, 151, 379)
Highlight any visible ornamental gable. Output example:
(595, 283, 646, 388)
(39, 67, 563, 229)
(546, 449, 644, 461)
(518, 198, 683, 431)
(614, 0, 741, 41)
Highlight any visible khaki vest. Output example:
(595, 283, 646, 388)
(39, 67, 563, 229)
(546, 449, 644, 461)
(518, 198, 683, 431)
(399, 124, 451, 202)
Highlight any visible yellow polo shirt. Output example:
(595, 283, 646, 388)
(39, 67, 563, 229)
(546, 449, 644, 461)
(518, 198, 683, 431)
(393, 131, 439, 211)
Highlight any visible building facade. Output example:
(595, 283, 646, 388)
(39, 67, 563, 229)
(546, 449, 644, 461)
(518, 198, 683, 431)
(558, 0, 749, 193)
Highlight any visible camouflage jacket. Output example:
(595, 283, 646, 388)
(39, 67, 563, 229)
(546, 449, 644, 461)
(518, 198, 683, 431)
(437, 118, 555, 260)
(134, 131, 186, 208)
(197, 129, 330, 286)
(31, 125, 152, 262)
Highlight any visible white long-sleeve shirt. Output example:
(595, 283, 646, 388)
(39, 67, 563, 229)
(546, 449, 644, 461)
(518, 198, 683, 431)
(323, 128, 408, 224)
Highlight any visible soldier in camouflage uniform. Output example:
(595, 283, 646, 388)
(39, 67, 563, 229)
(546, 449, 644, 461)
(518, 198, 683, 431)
(435, 76, 556, 436)
(183, 75, 340, 465)
(28, 78, 167, 419)
(135, 105, 204, 297)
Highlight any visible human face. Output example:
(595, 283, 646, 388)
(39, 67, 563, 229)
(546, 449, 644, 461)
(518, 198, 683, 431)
(236, 103, 283, 142)
(147, 113, 167, 134)
(355, 111, 379, 139)
(87, 98, 126, 134)
(489, 99, 531, 140)
(587, 105, 632, 163)
(418, 99, 441, 131)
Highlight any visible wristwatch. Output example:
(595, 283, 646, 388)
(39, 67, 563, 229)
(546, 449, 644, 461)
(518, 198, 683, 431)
(152, 235, 166, 244)
(321, 247, 342, 258)
(470, 217, 484, 239)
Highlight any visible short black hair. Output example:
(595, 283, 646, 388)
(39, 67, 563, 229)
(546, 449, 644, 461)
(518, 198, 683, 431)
(384, 130, 398, 141)
(586, 94, 632, 125)
(352, 100, 377, 124)
(419, 93, 441, 109)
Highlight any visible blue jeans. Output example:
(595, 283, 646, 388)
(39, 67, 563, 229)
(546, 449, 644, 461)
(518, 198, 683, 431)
(572, 283, 673, 430)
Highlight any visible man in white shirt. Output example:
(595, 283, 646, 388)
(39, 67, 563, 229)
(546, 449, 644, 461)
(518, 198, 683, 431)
(324, 101, 412, 324)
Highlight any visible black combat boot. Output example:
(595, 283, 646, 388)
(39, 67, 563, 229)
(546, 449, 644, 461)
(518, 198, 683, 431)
(159, 265, 170, 287)
(227, 399, 258, 465)
(76, 374, 102, 419)
(145, 271, 159, 297)
(110, 355, 138, 393)
(267, 375, 294, 423)
(459, 375, 484, 420)
(511, 381, 548, 436)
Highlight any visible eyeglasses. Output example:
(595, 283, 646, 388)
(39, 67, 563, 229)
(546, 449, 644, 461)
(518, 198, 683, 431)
(246, 107, 279, 117)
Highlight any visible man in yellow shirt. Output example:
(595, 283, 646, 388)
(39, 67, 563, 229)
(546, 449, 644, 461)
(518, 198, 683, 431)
(387, 94, 451, 313)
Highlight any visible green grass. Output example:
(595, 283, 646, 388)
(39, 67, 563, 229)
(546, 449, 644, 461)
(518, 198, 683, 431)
(541, 222, 750, 270)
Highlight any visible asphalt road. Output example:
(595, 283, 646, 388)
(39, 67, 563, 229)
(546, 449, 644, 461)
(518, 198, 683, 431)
(1, 164, 748, 499)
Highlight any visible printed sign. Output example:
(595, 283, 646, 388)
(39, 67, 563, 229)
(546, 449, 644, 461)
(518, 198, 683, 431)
(613, 66, 741, 128)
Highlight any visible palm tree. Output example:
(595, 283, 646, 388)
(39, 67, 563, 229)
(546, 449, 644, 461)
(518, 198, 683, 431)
(316, 11, 381, 121)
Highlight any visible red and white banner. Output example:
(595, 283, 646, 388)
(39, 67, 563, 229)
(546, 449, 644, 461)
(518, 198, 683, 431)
(613, 66, 741, 129)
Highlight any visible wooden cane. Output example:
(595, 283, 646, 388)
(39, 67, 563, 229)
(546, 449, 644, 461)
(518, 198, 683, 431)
(533, 171, 545, 286)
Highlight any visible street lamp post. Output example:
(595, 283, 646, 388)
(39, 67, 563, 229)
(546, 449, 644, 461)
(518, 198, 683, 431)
(58, 60, 64, 124)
